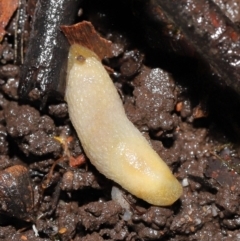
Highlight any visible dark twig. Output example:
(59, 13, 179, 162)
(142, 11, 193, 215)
(19, 0, 81, 104)
(154, 0, 240, 95)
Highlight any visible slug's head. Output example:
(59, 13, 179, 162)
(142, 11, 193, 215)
(67, 44, 100, 74)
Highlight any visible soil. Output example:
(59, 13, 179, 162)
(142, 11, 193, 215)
(1, 0, 240, 240)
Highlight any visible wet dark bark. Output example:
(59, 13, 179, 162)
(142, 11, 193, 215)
(19, 0, 80, 104)
(154, 0, 240, 94)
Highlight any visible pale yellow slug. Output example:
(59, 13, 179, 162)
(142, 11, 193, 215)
(65, 44, 182, 206)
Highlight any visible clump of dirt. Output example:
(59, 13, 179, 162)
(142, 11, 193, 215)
(125, 66, 178, 132)
(1, 0, 240, 240)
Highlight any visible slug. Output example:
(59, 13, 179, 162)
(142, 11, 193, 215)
(65, 44, 182, 206)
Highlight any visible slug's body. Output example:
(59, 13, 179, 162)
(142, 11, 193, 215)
(65, 44, 182, 206)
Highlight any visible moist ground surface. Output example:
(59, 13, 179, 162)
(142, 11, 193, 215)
(1, 0, 240, 240)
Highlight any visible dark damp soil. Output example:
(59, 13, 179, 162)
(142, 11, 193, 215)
(1, 0, 240, 240)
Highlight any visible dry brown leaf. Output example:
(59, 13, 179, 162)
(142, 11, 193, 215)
(0, 0, 19, 42)
(61, 21, 115, 60)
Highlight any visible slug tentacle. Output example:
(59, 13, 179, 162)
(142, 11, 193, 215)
(65, 44, 182, 206)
